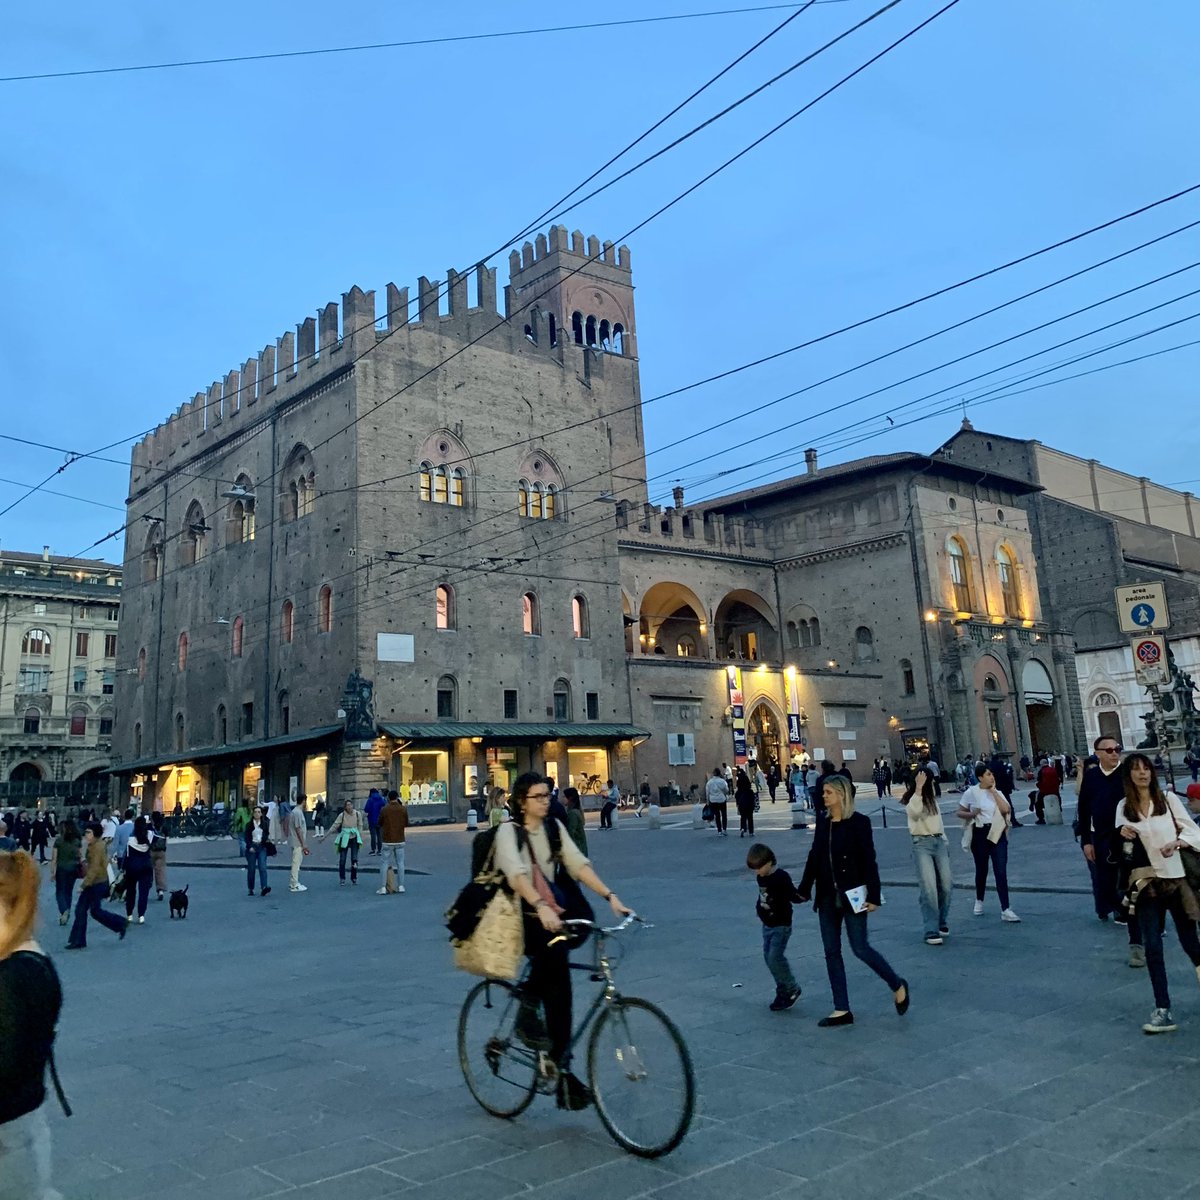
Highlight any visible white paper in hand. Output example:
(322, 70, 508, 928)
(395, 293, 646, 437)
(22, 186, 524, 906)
(843, 885, 868, 914)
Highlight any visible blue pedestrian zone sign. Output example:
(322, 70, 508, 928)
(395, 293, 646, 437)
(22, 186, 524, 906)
(1131, 604, 1156, 628)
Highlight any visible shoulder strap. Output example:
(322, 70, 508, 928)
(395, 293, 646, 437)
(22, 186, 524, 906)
(543, 816, 563, 860)
(48, 1048, 72, 1117)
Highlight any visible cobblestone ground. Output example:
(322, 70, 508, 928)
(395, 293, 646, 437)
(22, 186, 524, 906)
(35, 788, 1200, 1200)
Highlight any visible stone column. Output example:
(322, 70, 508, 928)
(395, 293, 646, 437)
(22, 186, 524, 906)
(336, 740, 389, 806)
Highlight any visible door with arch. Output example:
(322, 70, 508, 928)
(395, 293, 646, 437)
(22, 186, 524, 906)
(747, 703, 783, 772)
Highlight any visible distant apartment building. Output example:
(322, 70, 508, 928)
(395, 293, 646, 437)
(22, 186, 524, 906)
(0, 547, 122, 808)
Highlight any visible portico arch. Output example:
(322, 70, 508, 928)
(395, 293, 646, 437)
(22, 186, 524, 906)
(639, 581, 708, 658)
(715, 589, 778, 662)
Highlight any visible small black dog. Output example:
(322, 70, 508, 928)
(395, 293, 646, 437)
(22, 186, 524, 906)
(168, 885, 189, 919)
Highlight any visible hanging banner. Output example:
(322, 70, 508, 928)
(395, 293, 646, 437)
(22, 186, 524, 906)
(785, 673, 804, 747)
(726, 666, 748, 763)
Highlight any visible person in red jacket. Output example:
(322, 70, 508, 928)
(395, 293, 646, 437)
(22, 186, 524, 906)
(1033, 759, 1060, 825)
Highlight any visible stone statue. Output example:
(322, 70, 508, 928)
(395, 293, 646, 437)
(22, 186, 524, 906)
(341, 671, 376, 741)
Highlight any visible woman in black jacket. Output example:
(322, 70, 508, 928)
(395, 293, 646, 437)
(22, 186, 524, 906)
(735, 768, 756, 837)
(798, 774, 908, 1027)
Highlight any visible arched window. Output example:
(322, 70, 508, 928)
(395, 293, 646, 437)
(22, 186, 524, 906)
(983, 673, 1001, 693)
(418, 432, 471, 507)
(21, 628, 51, 656)
(182, 500, 208, 565)
(225, 475, 256, 544)
(1094, 691, 1119, 707)
(530, 482, 543, 520)
(436, 675, 457, 720)
(231, 616, 244, 658)
(599, 319, 611, 349)
(996, 546, 1021, 617)
(585, 315, 597, 346)
(450, 467, 465, 507)
(676, 635, 696, 658)
(134, 722, 142, 757)
(419, 462, 433, 503)
(553, 679, 571, 722)
(318, 586, 333, 634)
(948, 537, 973, 611)
(281, 601, 294, 644)
(544, 485, 557, 520)
(901, 658, 915, 696)
(216, 704, 228, 745)
(612, 324, 625, 354)
(177, 632, 188, 671)
(433, 465, 449, 504)
(518, 452, 565, 521)
(854, 626, 875, 663)
(518, 479, 531, 518)
(23, 708, 40, 735)
(436, 584, 456, 631)
(572, 311, 584, 344)
(142, 525, 162, 582)
(786, 620, 799, 650)
(69, 706, 87, 737)
(572, 595, 589, 639)
(175, 712, 185, 753)
(282, 445, 315, 522)
(809, 617, 821, 647)
(548, 313, 558, 346)
(278, 690, 291, 734)
(522, 592, 540, 636)
(137, 646, 147, 681)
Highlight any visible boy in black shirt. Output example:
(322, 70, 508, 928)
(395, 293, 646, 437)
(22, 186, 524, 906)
(747, 842, 803, 1011)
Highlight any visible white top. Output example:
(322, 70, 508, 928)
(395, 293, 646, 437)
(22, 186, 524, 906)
(960, 784, 1007, 828)
(494, 819, 589, 886)
(1117, 792, 1200, 880)
(903, 794, 945, 837)
(705, 776, 730, 804)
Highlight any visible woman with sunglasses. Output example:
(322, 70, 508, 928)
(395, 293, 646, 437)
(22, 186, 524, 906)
(1115, 753, 1200, 1033)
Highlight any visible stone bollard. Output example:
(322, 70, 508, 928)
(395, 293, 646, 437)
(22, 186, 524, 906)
(647, 803, 662, 829)
(790, 801, 808, 829)
(1043, 794, 1063, 825)
(692, 803, 707, 830)
(465, 808, 478, 831)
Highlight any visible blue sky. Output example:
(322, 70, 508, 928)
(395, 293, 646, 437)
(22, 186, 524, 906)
(2, 0, 1198, 559)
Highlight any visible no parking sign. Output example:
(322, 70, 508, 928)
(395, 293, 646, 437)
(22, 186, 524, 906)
(1131, 634, 1168, 686)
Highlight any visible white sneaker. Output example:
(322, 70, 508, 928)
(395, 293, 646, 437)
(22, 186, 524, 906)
(396, 885, 406, 893)
(973, 901, 984, 916)
(1001, 908, 1021, 923)
(137, 916, 144, 925)
(290, 884, 307, 893)
(126, 914, 134, 923)
(1143, 1007, 1177, 1034)
(376, 887, 388, 895)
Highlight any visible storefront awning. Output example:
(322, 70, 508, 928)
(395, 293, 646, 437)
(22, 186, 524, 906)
(107, 724, 344, 775)
(379, 721, 650, 744)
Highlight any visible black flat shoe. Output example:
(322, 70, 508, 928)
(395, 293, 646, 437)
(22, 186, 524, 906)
(894, 980, 910, 1016)
(556, 1071, 593, 1110)
(817, 1012, 854, 1028)
(64, 943, 84, 951)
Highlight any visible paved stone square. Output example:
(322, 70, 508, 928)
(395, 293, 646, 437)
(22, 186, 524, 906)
(36, 791, 1200, 1200)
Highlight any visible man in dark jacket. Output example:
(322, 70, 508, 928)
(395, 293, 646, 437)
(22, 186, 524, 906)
(363, 788, 386, 855)
(1077, 736, 1143, 966)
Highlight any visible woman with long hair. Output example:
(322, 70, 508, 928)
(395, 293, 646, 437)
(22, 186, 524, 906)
(493, 772, 630, 1109)
(321, 800, 365, 886)
(901, 769, 953, 945)
(735, 767, 756, 837)
(956, 764, 1021, 923)
(0, 850, 65, 1199)
(123, 817, 154, 924)
(797, 775, 908, 1027)
(561, 786, 588, 855)
(244, 805, 272, 897)
(48, 818, 82, 927)
(1116, 753, 1200, 1034)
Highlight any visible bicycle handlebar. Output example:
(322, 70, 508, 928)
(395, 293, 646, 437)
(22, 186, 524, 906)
(561, 912, 646, 934)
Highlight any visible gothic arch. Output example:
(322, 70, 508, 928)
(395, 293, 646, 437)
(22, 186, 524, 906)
(638, 581, 708, 658)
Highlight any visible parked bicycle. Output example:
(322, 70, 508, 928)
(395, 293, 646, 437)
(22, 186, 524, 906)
(577, 774, 604, 795)
(457, 914, 694, 1158)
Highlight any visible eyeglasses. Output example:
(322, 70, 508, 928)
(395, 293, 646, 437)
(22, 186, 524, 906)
(527, 790, 551, 800)
(1097, 746, 1122, 753)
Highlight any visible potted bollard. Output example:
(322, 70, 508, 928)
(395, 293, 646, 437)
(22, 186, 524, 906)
(647, 803, 662, 829)
(692, 803, 707, 830)
(465, 808, 478, 831)
(790, 799, 808, 829)
(1042, 793, 1063, 825)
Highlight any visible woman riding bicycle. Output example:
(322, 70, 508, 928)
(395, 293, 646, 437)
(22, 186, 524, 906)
(493, 772, 630, 1110)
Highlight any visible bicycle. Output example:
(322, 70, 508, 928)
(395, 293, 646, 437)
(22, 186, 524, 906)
(457, 914, 695, 1158)
(578, 774, 603, 795)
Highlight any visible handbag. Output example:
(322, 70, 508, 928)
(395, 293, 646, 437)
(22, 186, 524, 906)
(1168, 810, 1200, 891)
(701, 803, 714, 822)
(447, 837, 506, 942)
(452, 888, 523, 979)
(264, 839, 277, 858)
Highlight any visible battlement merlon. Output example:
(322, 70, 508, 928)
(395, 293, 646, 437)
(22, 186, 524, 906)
(614, 502, 771, 560)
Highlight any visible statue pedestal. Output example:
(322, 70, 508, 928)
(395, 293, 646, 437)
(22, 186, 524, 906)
(338, 741, 388, 802)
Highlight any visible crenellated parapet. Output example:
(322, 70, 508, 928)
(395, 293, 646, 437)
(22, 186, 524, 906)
(617, 501, 772, 561)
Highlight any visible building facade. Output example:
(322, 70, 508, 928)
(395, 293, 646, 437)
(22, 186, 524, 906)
(0, 548, 122, 808)
(112, 229, 1077, 817)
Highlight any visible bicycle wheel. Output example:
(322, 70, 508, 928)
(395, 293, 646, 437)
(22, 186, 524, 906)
(458, 979, 539, 1119)
(588, 997, 695, 1158)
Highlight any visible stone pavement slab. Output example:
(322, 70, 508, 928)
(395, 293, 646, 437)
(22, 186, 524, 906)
(32, 794, 1200, 1200)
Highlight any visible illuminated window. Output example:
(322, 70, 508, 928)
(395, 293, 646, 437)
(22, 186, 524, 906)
(572, 595, 589, 639)
(948, 538, 973, 611)
(281, 601, 294, 644)
(177, 632, 188, 671)
(522, 592, 540, 636)
(997, 546, 1020, 617)
(436, 584, 455, 631)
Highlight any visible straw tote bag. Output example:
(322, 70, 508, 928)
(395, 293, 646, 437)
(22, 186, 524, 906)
(453, 886, 524, 979)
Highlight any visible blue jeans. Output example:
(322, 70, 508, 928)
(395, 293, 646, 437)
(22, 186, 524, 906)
(368, 823, 381, 853)
(68, 882, 125, 946)
(245, 846, 268, 892)
(911, 835, 952, 935)
(971, 827, 1010, 908)
(54, 868, 77, 917)
(337, 840, 360, 882)
(762, 925, 798, 996)
(380, 842, 405, 888)
(817, 902, 902, 1012)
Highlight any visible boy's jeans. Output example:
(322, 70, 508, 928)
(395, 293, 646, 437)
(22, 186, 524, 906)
(762, 925, 798, 996)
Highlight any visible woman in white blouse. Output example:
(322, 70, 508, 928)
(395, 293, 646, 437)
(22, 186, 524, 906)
(956, 764, 1020, 923)
(1116, 753, 1200, 1034)
(494, 772, 630, 1110)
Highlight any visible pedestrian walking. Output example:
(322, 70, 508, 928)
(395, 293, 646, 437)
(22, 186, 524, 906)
(746, 842, 803, 1011)
(0, 849, 67, 1200)
(797, 775, 909, 1027)
(562, 786, 588, 855)
(244, 805, 272, 897)
(957, 765, 1021, 922)
(122, 817, 154, 924)
(322, 800, 365, 886)
(376, 790, 409, 894)
(48, 818, 82, 927)
(487, 787, 508, 828)
(599, 779, 619, 831)
(65, 823, 127, 949)
(1078, 736, 1145, 966)
(735, 768, 756, 837)
(872, 759, 890, 800)
(29, 813, 51, 864)
(1115, 753, 1200, 1034)
(110, 809, 134, 870)
(149, 812, 168, 900)
(901, 769, 952, 944)
(705, 768, 730, 836)
(754, 764, 768, 807)
(364, 788, 386, 855)
(11, 812, 31, 854)
(286, 795, 311, 893)
(1033, 759, 1059, 824)
(635, 775, 651, 818)
(230, 799, 253, 851)
(313, 797, 328, 837)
